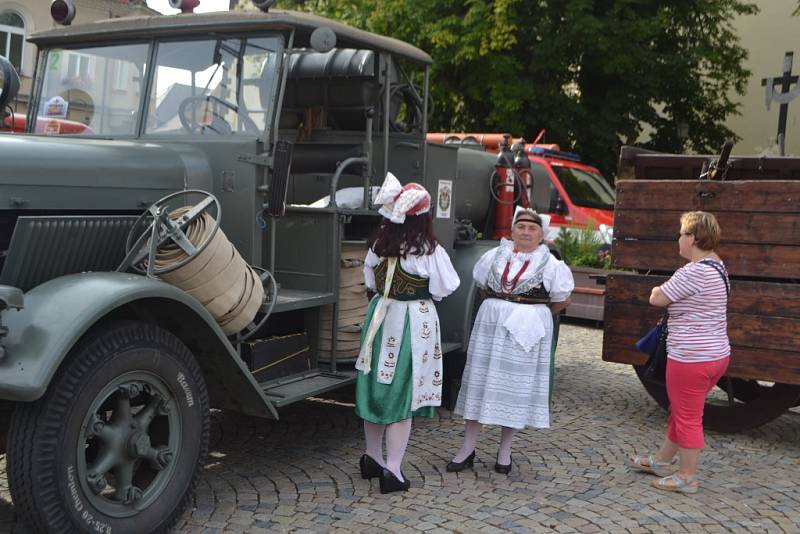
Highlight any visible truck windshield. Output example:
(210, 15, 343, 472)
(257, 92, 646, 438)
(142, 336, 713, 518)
(145, 37, 280, 136)
(552, 165, 615, 210)
(34, 43, 148, 136)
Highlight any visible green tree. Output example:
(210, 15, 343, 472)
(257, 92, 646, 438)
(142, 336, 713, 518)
(278, 0, 757, 178)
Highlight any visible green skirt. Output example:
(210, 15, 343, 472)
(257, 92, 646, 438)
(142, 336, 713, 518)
(355, 297, 436, 424)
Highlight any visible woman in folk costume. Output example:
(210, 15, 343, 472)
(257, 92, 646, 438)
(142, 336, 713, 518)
(447, 207, 573, 474)
(355, 172, 460, 494)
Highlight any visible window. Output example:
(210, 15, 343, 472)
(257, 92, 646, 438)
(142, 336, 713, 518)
(0, 11, 25, 71)
(112, 60, 128, 91)
(67, 53, 91, 80)
(146, 37, 280, 136)
(551, 165, 616, 210)
(35, 44, 148, 136)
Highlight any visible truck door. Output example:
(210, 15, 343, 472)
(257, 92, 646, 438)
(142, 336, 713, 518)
(530, 162, 555, 213)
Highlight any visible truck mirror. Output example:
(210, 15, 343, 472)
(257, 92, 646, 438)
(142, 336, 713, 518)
(0, 56, 20, 115)
(264, 140, 293, 217)
(550, 194, 568, 215)
(310, 27, 337, 53)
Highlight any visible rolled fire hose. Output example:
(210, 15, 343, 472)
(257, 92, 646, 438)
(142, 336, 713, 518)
(155, 206, 265, 335)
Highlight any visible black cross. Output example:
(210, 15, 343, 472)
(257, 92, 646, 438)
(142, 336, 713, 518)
(761, 51, 798, 150)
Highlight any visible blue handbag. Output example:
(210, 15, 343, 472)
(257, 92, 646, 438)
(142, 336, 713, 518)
(635, 322, 663, 354)
(635, 313, 669, 380)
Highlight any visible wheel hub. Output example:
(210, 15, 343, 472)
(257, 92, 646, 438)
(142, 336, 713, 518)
(79, 376, 180, 517)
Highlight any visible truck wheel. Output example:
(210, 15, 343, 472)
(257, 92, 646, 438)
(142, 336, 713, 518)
(7, 322, 210, 534)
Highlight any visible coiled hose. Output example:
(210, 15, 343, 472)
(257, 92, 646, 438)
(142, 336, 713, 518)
(157, 207, 265, 335)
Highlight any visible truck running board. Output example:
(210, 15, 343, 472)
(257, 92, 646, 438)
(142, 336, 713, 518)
(260, 369, 356, 408)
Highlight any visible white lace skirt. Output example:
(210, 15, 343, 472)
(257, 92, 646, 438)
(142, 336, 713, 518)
(454, 298, 552, 429)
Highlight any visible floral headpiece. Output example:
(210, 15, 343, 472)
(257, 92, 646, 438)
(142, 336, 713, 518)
(374, 172, 431, 224)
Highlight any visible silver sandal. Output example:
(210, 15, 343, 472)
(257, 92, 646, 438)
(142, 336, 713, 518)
(627, 454, 675, 477)
(652, 473, 699, 494)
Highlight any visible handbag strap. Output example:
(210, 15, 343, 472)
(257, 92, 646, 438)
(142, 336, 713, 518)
(699, 259, 730, 299)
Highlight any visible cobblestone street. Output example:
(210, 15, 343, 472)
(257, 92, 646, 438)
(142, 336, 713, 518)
(1, 323, 799, 533)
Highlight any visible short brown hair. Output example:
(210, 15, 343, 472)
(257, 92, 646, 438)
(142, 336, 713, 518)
(680, 211, 721, 251)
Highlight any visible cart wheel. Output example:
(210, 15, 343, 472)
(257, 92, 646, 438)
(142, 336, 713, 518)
(634, 366, 800, 433)
(120, 190, 221, 277)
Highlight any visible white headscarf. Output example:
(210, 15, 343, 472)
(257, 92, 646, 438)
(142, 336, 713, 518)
(513, 205, 550, 239)
(374, 172, 431, 224)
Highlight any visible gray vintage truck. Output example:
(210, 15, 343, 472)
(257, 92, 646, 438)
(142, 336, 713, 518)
(0, 4, 519, 533)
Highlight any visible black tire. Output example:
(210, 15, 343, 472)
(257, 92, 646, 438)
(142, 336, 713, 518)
(7, 322, 210, 534)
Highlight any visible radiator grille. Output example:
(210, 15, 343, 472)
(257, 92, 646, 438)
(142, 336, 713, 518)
(1, 216, 137, 291)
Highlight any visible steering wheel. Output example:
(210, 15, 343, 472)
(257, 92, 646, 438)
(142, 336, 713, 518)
(178, 95, 233, 135)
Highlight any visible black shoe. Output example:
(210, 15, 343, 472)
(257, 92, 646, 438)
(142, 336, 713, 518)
(359, 454, 383, 479)
(494, 455, 512, 474)
(379, 468, 410, 494)
(446, 450, 476, 472)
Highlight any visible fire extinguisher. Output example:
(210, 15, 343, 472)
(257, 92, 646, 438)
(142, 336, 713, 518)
(492, 135, 516, 239)
(512, 138, 532, 209)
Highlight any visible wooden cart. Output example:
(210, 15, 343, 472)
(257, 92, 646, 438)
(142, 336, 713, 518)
(602, 148, 800, 432)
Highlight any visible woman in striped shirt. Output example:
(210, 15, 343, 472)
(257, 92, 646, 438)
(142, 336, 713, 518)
(629, 211, 730, 494)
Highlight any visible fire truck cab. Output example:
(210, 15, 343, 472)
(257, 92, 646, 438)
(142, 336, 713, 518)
(428, 133, 615, 240)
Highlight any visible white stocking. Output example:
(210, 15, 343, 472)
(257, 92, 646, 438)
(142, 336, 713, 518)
(453, 419, 481, 462)
(497, 426, 516, 465)
(385, 418, 412, 481)
(363, 421, 386, 466)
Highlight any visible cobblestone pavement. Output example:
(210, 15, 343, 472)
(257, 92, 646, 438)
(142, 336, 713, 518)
(1, 323, 799, 533)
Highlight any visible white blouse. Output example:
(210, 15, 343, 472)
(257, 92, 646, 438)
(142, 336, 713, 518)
(470, 239, 574, 352)
(363, 244, 460, 301)
(472, 239, 573, 302)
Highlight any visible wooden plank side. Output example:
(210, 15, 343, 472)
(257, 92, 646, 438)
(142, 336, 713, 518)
(602, 332, 800, 385)
(614, 210, 800, 246)
(611, 240, 799, 279)
(615, 180, 800, 213)
(602, 274, 800, 384)
(605, 274, 800, 318)
(628, 154, 800, 181)
(605, 303, 800, 353)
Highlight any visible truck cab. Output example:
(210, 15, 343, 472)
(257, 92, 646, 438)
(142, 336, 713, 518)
(427, 133, 615, 240)
(527, 146, 615, 235)
(0, 7, 477, 533)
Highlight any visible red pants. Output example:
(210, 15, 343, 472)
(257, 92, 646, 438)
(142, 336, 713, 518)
(666, 357, 729, 449)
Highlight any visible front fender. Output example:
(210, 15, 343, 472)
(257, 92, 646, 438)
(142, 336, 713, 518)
(0, 272, 277, 417)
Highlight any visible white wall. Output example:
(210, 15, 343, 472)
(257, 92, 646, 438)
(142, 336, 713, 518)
(727, 0, 800, 156)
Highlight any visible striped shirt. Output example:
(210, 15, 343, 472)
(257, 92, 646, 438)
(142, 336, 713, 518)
(660, 260, 730, 363)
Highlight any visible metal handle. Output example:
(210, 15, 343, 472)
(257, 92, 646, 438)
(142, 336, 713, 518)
(329, 157, 368, 209)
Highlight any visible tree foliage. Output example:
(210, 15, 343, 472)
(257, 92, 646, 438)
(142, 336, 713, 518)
(276, 0, 757, 177)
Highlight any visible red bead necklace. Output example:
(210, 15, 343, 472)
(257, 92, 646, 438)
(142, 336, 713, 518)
(500, 257, 530, 293)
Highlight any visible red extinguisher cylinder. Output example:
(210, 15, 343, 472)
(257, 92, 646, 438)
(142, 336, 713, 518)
(493, 165, 515, 239)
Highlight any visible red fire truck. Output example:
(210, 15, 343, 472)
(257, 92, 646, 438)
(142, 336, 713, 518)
(427, 132, 615, 239)
(2, 115, 93, 134)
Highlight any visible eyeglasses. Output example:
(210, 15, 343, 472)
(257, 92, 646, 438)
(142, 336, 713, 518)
(678, 232, 692, 239)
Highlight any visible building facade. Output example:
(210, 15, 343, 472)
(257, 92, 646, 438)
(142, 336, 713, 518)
(727, 0, 799, 156)
(0, 0, 156, 116)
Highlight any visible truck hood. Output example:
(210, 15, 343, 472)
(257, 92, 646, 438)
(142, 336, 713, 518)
(0, 135, 211, 211)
